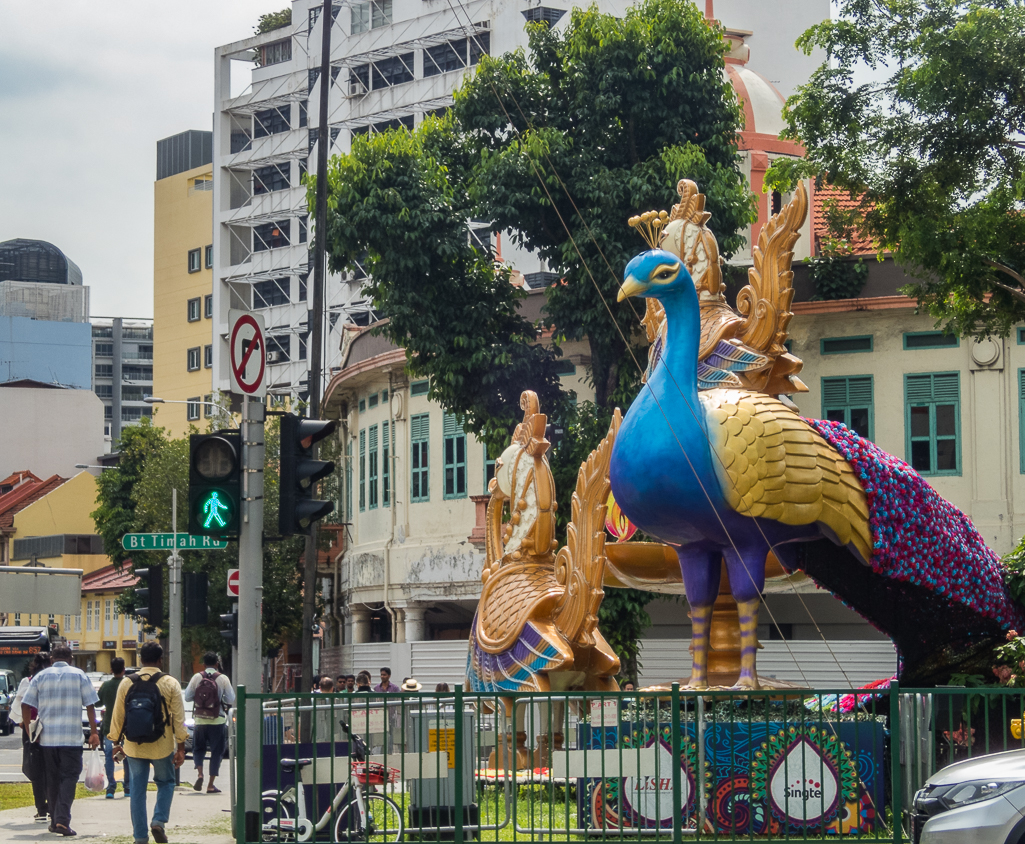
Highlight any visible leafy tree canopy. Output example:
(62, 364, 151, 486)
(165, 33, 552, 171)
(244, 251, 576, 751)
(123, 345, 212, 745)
(318, 0, 755, 448)
(766, 0, 1025, 339)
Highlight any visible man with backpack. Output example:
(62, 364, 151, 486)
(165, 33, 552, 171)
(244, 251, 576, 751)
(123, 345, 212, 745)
(182, 652, 234, 794)
(107, 641, 187, 844)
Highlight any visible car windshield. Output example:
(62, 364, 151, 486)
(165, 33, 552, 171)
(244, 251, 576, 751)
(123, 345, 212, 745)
(0, 676, 9, 693)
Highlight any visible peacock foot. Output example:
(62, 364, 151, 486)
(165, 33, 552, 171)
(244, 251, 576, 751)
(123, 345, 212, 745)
(730, 674, 760, 692)
(682, 674, 709, 691)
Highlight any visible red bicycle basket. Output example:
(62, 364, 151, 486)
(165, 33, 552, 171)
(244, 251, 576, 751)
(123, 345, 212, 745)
(352, 761, 400, 784)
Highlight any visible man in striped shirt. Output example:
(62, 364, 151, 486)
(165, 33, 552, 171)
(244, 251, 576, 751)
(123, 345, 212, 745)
(21, 644, 100, 837)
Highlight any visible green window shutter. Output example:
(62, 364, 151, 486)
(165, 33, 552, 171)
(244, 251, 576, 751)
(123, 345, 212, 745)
(932, 372, 959, 402)
(358, 428, 366, 511)
(905, 372, 960, 476)
(382, 420, 390, 506)
(410, 413, 430, 502)
(1020, 370, 1025, 473)
(443, 413, 467, 499)
(847, 376, 872, 405)
(906, 374, 935, 403)
(822, 378, 849, 407)
(368, 425, 378, 509)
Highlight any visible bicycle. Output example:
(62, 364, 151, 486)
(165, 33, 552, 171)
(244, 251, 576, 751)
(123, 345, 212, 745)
(261, 720, 405, 842)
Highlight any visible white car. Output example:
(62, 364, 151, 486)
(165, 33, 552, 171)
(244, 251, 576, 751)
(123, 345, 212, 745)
(913, 748, 1025, 844)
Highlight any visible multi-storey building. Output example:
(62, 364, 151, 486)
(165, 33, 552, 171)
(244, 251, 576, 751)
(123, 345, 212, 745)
(152, 130, 218, 437)
(91, 318, 154, 446)
(0, 238, 92, 389)
(211, 0, 826, 404)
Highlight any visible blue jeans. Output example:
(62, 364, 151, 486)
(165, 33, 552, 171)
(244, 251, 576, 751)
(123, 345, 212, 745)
(126, 754, 175, 842)
(103, 737, 131, 793)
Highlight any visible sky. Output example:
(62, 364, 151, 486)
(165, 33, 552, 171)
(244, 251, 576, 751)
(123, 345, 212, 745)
(0, 2, 274, 318)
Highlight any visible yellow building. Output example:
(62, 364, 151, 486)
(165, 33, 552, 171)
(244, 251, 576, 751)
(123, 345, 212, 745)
(5, 471, 141, 671)
(152, 130, 216, 437)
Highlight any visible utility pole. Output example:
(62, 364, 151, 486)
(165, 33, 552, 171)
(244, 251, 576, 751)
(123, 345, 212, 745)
(301, 0, 333, 698)
(238, 395, 265, 835)
(168, 489, 182, 681)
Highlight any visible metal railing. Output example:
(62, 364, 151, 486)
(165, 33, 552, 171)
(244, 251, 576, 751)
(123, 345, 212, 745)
(232, 683, 1025, 843)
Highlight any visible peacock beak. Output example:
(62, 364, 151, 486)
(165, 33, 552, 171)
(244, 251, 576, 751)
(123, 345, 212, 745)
(618, 275, 648, 302)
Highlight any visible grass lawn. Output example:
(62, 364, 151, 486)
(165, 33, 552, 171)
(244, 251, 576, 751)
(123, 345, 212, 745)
(0, 782, 158, 811)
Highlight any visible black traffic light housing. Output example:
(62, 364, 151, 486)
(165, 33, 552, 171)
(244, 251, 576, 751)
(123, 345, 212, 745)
(279, 414, 337, 536)
(219, 610, 238, 648)
(183, 572, 208, 627)
(188, 430, 242, 538)
(133, 564, 164, 629)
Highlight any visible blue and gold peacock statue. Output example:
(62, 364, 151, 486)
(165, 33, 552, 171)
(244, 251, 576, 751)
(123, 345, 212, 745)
(610, 187, 1025, 689)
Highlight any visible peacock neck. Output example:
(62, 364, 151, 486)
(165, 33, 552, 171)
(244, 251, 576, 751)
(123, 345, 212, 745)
(649, 286, 701, 410)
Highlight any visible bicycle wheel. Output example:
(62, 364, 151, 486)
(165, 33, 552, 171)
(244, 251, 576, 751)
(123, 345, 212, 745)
(334, 792, 404, 842)
(261, 791, 296, 842)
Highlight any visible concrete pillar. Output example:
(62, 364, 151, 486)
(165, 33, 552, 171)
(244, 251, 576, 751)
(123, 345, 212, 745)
(351, 606, 372, 644)
(404, 604, 427, 642)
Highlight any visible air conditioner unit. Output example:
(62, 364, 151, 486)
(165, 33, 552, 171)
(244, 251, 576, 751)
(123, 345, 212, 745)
(266, 351, 286, 364)
(348, 80, 368, 97)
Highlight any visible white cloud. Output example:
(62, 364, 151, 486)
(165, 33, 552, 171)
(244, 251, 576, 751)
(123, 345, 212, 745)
(0, 1, 280, 318)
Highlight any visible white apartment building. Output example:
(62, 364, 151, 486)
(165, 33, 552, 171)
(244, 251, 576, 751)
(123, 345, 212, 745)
(211, 0, 828, 402)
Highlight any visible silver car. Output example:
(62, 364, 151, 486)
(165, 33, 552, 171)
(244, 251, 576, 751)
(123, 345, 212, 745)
(913, 748, 1025, 844)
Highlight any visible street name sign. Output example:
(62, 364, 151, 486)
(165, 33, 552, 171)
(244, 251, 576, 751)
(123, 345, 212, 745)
(228, 309, 267, 397)
(121, 533, 228, 551)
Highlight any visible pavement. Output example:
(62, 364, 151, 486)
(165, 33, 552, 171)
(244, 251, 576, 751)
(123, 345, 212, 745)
(0, 785, 234, 844)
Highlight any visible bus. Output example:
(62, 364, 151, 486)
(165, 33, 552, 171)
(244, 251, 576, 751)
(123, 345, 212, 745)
(0, 626, 61, 734)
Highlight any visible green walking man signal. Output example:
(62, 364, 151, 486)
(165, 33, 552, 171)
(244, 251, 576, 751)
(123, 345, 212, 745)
(200, 491, 231, 529)
(188, 431, 242, 538)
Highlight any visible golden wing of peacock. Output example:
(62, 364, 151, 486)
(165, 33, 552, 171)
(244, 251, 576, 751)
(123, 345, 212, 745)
(701, 388, 872, 565)
(553, 409, 622, 649)
(734, 182, 809, 395)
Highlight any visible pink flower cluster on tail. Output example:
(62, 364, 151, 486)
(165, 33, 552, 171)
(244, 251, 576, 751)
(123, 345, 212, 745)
(806, 419, 1024, 630)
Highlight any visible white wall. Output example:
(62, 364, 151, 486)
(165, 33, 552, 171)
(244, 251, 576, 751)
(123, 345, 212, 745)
(0, 386, 105, 480)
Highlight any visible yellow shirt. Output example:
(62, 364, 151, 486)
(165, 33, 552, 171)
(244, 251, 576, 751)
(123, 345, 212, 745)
(107, 667, 189, 759)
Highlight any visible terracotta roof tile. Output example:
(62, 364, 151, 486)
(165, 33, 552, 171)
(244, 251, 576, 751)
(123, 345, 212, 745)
(82, 564, 138, 592)
(0, 475, 68, 531)
(811, 184, 877, 256)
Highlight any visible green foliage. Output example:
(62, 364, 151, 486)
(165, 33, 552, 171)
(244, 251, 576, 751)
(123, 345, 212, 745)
(255, 8, 291, 34)
(318, 0, 754, 434)
(597, 587, 657, 685)
(807, 255, 868, 301)
(94, 418, 306, 657)
(766, 0, 1025, 340)
(91, 421, 167, 570)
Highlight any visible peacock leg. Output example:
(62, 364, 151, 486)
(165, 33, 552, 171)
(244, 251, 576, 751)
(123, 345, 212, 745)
(734, 598, 761, 690)
(685, 604, 712, 689)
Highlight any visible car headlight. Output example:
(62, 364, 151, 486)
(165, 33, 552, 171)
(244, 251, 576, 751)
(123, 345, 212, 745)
(934, 780, 1025, 809)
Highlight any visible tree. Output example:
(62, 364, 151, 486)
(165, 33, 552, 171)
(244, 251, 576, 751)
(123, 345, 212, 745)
(766, 0, 1025, 339)
(255, 8, 291, 35)
(94, 419, 306, 658)
(319, 0, 754, 447)
(91, 421, 166, 569)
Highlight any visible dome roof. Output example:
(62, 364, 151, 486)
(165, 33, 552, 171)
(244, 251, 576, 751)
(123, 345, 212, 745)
(723, 64, 787, 139)
(0, 239, 82, 286)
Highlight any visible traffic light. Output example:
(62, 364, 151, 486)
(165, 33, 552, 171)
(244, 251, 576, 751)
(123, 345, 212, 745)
(133, 564, 164, 628)
(189, 431, 242, 538)
(219, 610, 238, 648)
(279, 414, 337, 536)
(183, 572, 208, 627)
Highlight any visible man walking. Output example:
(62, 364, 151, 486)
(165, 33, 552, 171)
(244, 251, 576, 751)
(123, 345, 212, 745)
(108, 641, 187, 844)
(20, 644, 100, 837)
(98, 657, 130, 799)
(183, 652, 234, 794)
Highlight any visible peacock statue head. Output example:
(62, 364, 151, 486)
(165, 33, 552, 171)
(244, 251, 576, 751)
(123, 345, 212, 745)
(617, 249, 694, 302)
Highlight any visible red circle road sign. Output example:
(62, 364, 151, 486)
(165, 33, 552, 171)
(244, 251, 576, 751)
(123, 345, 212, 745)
(227, 568, 240, 598)
(230, 313, 266, 395)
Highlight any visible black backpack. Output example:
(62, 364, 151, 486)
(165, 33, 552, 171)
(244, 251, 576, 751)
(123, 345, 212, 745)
(121, 672, 170, 744)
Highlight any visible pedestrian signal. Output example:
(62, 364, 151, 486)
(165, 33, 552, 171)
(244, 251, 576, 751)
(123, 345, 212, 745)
(279, 414, 337, 536)
(188, 431, 242, 538)
(219, 610, 238, 648)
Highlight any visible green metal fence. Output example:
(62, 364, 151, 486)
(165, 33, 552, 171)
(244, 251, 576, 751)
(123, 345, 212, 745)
(232, 683, 1025, 843)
